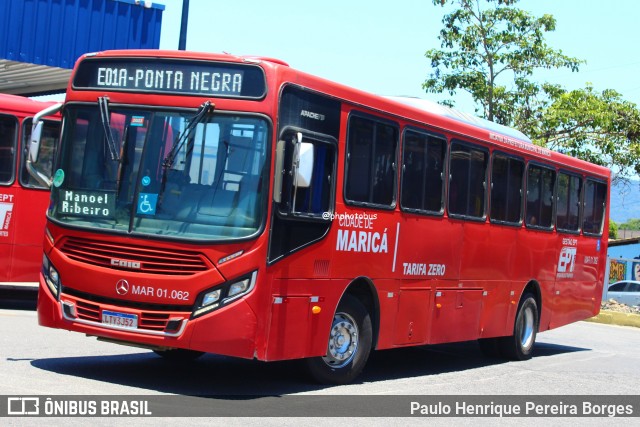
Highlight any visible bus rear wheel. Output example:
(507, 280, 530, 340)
(499, 293, 538, 360)
(305, 295, 372, 384)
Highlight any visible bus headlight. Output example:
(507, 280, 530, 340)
(202, 289, 221, 306)
(228, 277, 251, 298)
(224, 271, 257, 303)
(192, 271, 257, 318)
(42, 254, 61, 298)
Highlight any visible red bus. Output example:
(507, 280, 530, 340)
(0, 94, 60, 290)
(32, 50, 609, 384)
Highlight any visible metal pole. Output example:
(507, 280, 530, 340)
(178, 0, 190, 50)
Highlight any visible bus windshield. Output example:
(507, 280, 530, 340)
(49, 104, 270, 241)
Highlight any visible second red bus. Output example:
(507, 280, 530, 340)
(1, 94, 60, 290)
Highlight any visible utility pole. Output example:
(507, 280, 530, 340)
(178, 0, 190, 50)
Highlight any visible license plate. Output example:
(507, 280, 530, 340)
(102, 310, 138, 329)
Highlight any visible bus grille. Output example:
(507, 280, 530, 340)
(60, 237, 209, 275)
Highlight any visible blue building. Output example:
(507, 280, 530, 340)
(607, 237, 640, 285)
(0, 0, 164, 96)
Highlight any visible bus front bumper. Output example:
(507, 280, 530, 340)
(36, 275, 258, 359)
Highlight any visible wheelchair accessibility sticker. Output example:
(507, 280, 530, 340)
(137, 193, 158, 215)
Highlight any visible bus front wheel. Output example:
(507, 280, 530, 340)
(500, 293, 538, 360)
(305, 295, 373, 384)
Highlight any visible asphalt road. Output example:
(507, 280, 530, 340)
(1, 299, 639, 426)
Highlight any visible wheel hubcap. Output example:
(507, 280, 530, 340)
(322, 312, 359, 368)
(520, 306, 535, 350)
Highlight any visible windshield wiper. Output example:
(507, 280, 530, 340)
(98, 96, 121, 162)
(162, 100, 214, 169)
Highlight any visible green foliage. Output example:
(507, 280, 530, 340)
(424, 0, 583, 122)
(527, 85, 640, 181)
(609, 220, 618, 240)
(424, 0, 640, 182)
(620, 218, 640, 230)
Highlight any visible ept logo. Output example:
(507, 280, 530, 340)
(558, 247, 577, 273)
(7, 397, 39, 415)
(0, 194, 14, 236)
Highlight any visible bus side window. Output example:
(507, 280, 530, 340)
(490, 153, 524, 224)
(278, 133, 336, 218)
(526, 164, 555, 229)
(0, 116, 17, 184)
(21, 119, 60, 188)
(400, 129, 445, 214)
(448, 140, 488, 219)
(583, 179, 607, 235)
(556, 172, 581, 232)
(345, 115, 398, 207)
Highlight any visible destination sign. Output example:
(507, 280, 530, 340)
(73, 58, 266, 98)
(58, 190, 116, 219)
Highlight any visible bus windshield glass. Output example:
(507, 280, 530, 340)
(49, 104, 270, 241)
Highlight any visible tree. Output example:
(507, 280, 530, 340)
(424, 0, 640, 181)
(424, 0, 582, 123)
(609, 221, 618, 240)
(620, 218, 640, 231)
(528, 86, 640, 182)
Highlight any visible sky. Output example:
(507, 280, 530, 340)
(157, 0, 640, 113)
(34, 0, 638, 219)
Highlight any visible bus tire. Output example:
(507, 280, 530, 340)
(499, 293, 538, 360)
(305, 294, 373, 384)
(153, 349, 205, 361)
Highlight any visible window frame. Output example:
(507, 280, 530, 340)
(0, 113, 18, 186)
(275, 125, 338, 222)
(19, 117, 61, 190)
(555, 169, 583, 235)
(489, 150, 525, 227)
(447, 139, 489, 221)
(343, 111, 399, 210)
(525, 161, 556, 231)
(582, 177, 607, 237)
(399, 126, 447, 216)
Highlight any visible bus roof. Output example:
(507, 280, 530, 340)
(0, 93, 56, 115)
(383, 96, 532, 144)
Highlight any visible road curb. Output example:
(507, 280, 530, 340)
(585, 310, 640, 328)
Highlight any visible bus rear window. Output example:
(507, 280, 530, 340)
(583, 179, 607, 236)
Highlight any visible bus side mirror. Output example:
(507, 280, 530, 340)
(273, 139, 285, 203)
(29, 120, 43, 162)
(293, 141, 314, 188)
(26, 102, 63, 188)
(273, 132, 314, 210)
